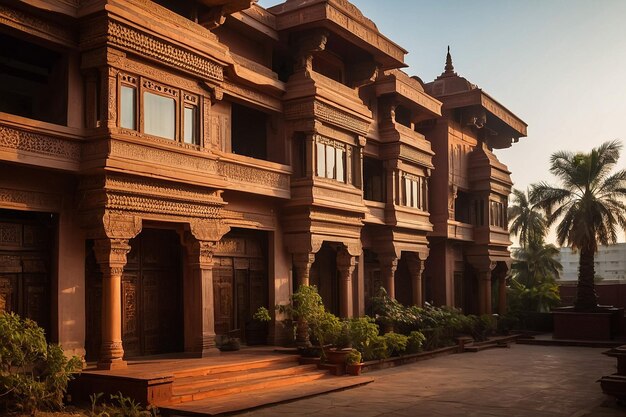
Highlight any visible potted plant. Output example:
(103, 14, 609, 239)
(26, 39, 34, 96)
(346, 350, 363, 376)
(276, 285, 327, 353)
(324, 319, 353, 364)
(246, 306, 271, 345)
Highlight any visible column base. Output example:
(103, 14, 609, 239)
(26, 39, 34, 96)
(96, 358, 127, 370)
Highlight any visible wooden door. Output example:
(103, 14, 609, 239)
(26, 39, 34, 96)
(213, 257, 234, 336)
(212, 231, 268, 342)
(86, 229, 183, 359)
(0, 213, 52, 339)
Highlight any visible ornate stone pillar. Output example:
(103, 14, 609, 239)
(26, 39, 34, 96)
(498, 274, 507, 315)
(336, 248, 356, 318)
(406, 254, 425, 307)
(183, 237, 219, 356)
(478, 270, 492, 315)
(380, 255, 399, 299)
(293, 252, 316, 287)
(93, 238, 131, 370)
(183, 220, 229, 357)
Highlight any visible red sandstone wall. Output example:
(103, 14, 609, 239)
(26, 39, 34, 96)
(559, 283, 626, 309)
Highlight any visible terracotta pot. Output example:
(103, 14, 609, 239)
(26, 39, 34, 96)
(346, 363, 363, 376)
(325, 348, 352, 364)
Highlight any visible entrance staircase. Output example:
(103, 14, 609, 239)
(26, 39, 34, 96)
(159, 354, 373, 416)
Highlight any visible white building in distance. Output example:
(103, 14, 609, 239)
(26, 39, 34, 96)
(556, 243, 626, 282)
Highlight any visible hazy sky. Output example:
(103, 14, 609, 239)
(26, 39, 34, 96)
(259, 0, 626, 243)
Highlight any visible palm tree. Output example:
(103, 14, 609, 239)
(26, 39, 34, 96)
(509, 243, 562, 313)
(508, 188, 548, 247)
(531, 140, 626, 310)
(511, 244, 562, 288)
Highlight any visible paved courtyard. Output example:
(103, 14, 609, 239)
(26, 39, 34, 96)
(242, 344, 624, 417)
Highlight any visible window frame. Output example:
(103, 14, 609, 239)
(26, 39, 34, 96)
(315, 137, 348, 183)
(117, 73, 202, 147)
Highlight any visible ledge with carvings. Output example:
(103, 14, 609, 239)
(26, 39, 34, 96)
(0, 113, 84, 172)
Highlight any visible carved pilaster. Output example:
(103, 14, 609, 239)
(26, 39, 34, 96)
(470, 261, 496, 315)
(293, 252, 316, 287)
(380, 255, 399, 299)
(93, 238, 132, 370)
(337, 248, 356, 318)
(406, 253, 426, 307)
(182, 222, 228, 357)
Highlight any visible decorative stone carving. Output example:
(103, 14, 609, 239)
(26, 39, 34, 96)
(101, 212, 142, 240)
(93, 238, 132, 275)
(0, 188, 62, 212)
(218, 161, 289, 190)
(0, 125, 81, 162)
(107, 21, 223, 82)
(109, 140, 217, 172)
(189, 219, 230, 243)
(0, 5, 75, 46)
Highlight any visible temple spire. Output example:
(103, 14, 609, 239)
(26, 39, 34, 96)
(444, 45, 454, 74)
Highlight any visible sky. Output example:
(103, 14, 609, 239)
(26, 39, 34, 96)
(259, 0, 626, 244)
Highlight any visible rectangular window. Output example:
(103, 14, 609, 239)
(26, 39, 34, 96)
(335, 148, 345, 182)
(402, 176, 426, 209)
(144, 92, 175, 139)
(316, 140, 347, 183)
(316, 142, 326, 177)
(183, 106, 198, 145)
(325, 146, 335, 178)
(120, 86, 136, 130)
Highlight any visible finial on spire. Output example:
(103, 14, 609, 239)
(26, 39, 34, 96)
(445, 45, 454, 74)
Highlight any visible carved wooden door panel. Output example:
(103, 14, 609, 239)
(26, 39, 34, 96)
(0, 215, 51, 339)
(213, 258, 234, 336)
(121, 272, 140, 357)
(122, 229, 182, 357)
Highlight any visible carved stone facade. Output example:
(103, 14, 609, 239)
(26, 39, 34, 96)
(0, 0, 524, 364)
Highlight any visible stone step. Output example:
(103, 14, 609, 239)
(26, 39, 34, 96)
(171, 355, 298, 379)
(169, 370, 328, 404)
(173, 363, 319, 393)
(160, 375, 374, 416)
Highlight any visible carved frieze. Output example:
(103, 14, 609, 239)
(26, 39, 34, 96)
(107, 21, 223, 82)
(285, 100, 370, 136)
(218, 160, 289, 190)
(105, 175, 223, 205)
(0, 188, 62, 212)
(0, 125, 81, 162)
(109, 140, 217, 172)
(0, 5, 75, 46)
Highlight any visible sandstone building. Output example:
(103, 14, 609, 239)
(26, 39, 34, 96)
(0, 0, 526, 369)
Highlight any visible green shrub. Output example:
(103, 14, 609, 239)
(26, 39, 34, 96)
(89, 391, 158, 417)
(363, 335, 388, 361)
(406, 331, 426, 354)
(345, 316, 380, 360)
(383, 332, 408, 357)
(0, 312, 82, 414)
(346, 350, 362, 365)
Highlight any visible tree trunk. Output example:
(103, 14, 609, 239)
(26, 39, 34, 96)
(574, 246, 598, 310)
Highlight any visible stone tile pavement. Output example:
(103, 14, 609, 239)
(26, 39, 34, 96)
(240, 344, 625, 417)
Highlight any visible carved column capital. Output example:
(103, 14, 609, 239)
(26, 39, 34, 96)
(336, 248, 356, 276)
(293, 252, 316, 287)
(189, 219, 230, 243)
(184, 232, 218, 268)
(100, 212, 142, 240)
(93, 238, 131, 276)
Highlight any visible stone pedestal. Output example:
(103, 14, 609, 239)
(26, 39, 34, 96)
(600, 345, 626, 402)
